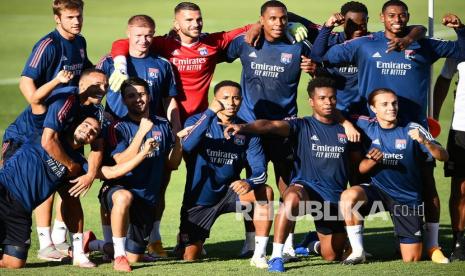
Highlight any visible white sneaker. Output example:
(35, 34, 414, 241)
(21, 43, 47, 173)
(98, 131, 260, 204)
(283, 246, 298, 262)
(342, 251, 366, 265)
(250, 256, 268, 269)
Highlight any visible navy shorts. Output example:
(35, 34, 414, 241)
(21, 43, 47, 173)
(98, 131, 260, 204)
(360, 183, 423, 243)
(445, 129, 465, 178)
(99, 183, 156, 254)
(179, 188, 240, 245)
(292, 184, 346, 235)
(0, 183, 31, 260)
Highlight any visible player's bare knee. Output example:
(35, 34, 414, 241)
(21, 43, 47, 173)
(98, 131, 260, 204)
(283, 191, 301, 210)
(321, 250, 337, 261)
(341, 188, 361, 204)
(112, 190, 133, 207)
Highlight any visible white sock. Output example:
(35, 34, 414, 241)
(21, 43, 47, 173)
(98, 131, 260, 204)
(70, 232, 84, 255)
(102, 224, 113, 244)
(270, 243, 284, 259)
(284, 233, 294, 250)
(149, 221, 161, 243)
(346, 225, 364, 255)
(70, 232, 88, 263)
(424, 222, 439, 249)
(89, 239, 106, 252)
(245, 232, 255, 250)
(253, 236, 269, 258)
(37, 226, 52, 250)
(51, 219, 68, 244)
(113, 237, 126, 258)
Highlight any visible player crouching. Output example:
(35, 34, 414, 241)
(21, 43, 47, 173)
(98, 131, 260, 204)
(175, 81, 273, 268)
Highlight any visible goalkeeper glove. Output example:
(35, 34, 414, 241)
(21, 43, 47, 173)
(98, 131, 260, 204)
(286, 22, 308, 43)
(109, 56, 128, 92)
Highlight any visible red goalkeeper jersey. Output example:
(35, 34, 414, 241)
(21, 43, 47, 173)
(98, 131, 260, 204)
(111, 25, 251, 122)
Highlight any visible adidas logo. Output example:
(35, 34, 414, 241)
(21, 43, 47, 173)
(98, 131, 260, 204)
(414, 231, 422, 236)
(172, 50, 180, 56)
(372, 52, 382, 58)
(372, 139, 380, 145)
(310, 135, 319, 141)
(249, 51, 257, 58)
(61, 56, 68, 61)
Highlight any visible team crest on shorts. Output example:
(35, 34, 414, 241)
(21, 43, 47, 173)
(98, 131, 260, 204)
(405, 50, 416, 60)
(199, 47, 208, 56)
(395, 139, 407, 150)
(234, 134, 245, 145)
(148, 68, 159, 78)
(338, 133, 347, 144)
(80, 48, 85, 59)
(280, 53, 292, 64)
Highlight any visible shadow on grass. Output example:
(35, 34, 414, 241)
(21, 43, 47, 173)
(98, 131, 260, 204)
(196, 224, 454, 263)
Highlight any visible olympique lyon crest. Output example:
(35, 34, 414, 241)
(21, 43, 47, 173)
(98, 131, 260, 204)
(395, 139, 407, 150)
(234, 134, 245, 146)
(80, 48, 85, 59)
(152, 130, 162, 142)
(280, 53, 292, 64)
(199, 47, 208, 56)
(405, 50, 415, 60)
(338, 133, 347, 144)
(148, 68, 159, 78)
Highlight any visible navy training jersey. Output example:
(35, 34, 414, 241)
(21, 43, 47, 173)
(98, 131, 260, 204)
(355, 116, 435, 206)
(96, 53, 177, 119)
(325, 29, 465, 126)
(182, 109, 267, 206)
(3, 106, 46, 145)
(226, 35, 310, 122)
(43, 86, 104, 134)
(22, 29, 92, 97)
(110, 115, 174, 206)
(288, 116, 354, 203)
(0, 137, 86, 213)
(311, 26, 363, 114)
(3, 86, 103, 147)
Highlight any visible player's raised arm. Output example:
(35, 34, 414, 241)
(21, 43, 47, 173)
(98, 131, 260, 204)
(223, 119, 291, 139)
(181, 99, 223, 153)
(443, 13, 465, 59)
(29, 70, 73, 115)
(113, 117, 153, 164)
(310, 13, 344, 63)
(408, 127, 449, 161)
(42, 127, 82, 177)
(99, 138, 158, 180)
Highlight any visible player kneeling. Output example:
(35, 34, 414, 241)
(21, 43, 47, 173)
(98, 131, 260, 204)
(0, 116, 157, 269)
(340, 88, 449, 264)
(175, 81, 273, 268)
(224, 77, 361, 272)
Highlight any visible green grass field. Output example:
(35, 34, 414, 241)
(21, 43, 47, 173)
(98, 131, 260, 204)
(1, 0, 465, 274)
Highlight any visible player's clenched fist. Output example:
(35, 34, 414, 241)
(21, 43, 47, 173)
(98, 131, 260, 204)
(365, 148, 383, 163)
(442, 13, 464, 29)
(56, 70, 74, 84)
(139, 117, 154, 134)
(324, 12, 345, 28)
(408, 128, 428, 145)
